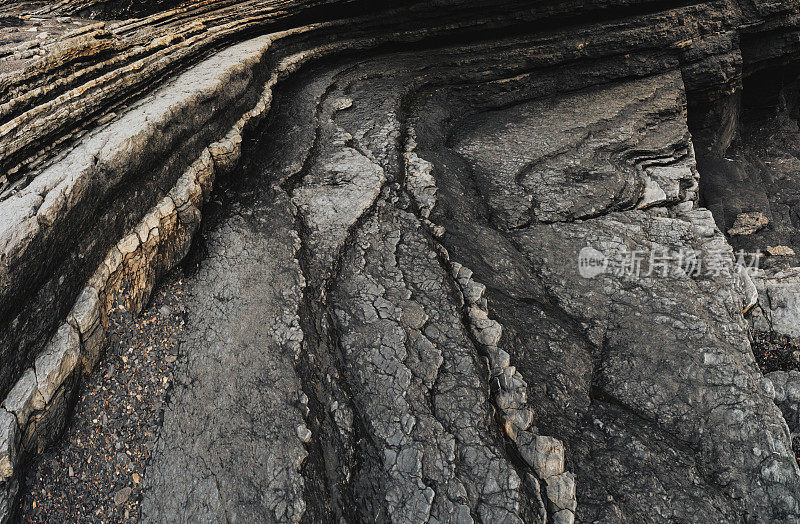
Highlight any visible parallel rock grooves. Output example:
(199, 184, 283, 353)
(400, 58, 800, 520)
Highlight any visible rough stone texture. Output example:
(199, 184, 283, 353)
(331, 203, 537, 523)
(140, 190, 310, 523)
(408, 61, 796, 520)
(0, 411, 16, 483)
(2, 369, 41, 428)
(728, 211, 770, 236)
(33, 323, 79, 407)
(768, 370, 800, 435)
(6, 0, 800, 523)
(752, 268, 800, 342)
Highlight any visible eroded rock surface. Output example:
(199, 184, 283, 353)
(140, 189, 309, 522)
(6, 1, 800, 523)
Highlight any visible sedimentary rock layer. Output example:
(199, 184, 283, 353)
(4, 0, 800, 522)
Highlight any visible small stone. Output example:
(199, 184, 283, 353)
(463, 280, 486, 304)
(116, 452, 132, 471)
(520, 435, 565, 479)
(767, 245, 795, 256)
(165, 355, 177, 363)
(118, 233, 140, 255)
(488, 348, 511, 370)
(401, 414, 416, 434)
(728, 211, 769, 236)
(476, 320, 502, 346)
(638, 178, 667, 209)
(114, 486, 132, 505)
(296, 424, 312, 443)
(68, 466, 74, 477)
(333, 97, 353, 110)
(506, 408, 533, 431)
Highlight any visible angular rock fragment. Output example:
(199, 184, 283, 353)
(728, 212, 769, 236)
(519, 435, 565, 480)
(767, 245, 796, 256)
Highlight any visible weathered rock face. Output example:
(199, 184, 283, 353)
(5, 0, 800, 522)
(42, 0, 184, 19)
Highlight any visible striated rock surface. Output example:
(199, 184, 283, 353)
(4, 0, 800, 522)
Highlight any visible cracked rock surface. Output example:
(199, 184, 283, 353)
(139, 186, 309, 522)
(9, 0, 800, 523)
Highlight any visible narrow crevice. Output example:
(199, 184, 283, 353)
(291, 209, 345, 524)
(263, 58, 388, 521)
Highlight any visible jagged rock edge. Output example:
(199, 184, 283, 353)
(404, 127, 577, 523)
(0, 29, 377, 521)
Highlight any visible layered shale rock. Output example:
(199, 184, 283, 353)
(5, 0, 800, 522)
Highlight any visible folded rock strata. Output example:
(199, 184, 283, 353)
(4, 0, 800, 522)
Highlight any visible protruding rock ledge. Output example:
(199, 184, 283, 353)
(0, 30, 319, 522)
(750, 267, 800, 343)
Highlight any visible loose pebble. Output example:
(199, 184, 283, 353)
(18, 271, 188, 522)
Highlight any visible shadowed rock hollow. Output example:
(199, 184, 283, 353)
(4, 0, 800, 522)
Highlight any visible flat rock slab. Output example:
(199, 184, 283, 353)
(140, 189, 309, 522)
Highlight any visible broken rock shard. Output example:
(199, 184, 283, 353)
(4, 0, 800, 522)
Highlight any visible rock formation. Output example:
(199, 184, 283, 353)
(4, 0, 800, 522)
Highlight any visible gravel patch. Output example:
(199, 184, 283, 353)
(753, 332, 800, 374)
(16, 270, 188, 522)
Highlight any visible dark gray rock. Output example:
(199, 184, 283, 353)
(6, 1, 800, 523)
(140, 192, 309, 522)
